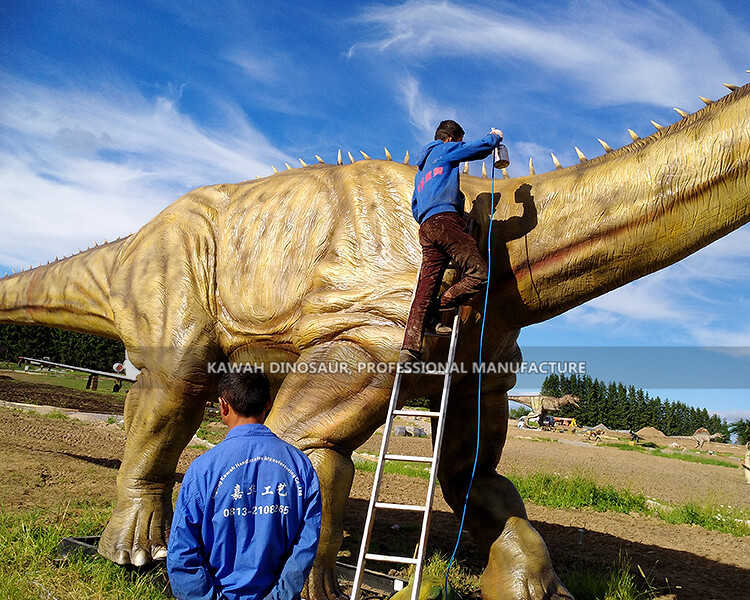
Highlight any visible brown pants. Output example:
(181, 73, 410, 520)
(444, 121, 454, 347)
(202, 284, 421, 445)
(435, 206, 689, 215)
(401, 212, 488, 353)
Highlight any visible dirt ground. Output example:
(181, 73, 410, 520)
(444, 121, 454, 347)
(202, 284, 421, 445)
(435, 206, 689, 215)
(358, 429, 749, 508)
(0, 375, 748, 600)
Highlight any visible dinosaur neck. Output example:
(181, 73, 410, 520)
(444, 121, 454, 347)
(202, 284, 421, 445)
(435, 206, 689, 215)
(462, 84, 750, 329)
(0, 241, 124, 339)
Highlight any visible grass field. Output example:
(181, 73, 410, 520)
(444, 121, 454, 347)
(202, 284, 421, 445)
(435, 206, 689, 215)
(0, 504, 665, 600)
(603, 442, 739, 469)
(0, 362, 130, 397)
(353, 459, 750, 537)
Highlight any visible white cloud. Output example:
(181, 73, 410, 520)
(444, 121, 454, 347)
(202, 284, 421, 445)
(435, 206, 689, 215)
(564, 225, 750, 345)
(223, 51, 279, 83)
(399, 75, 457, 139)
(0, 73, 290, 268)
(352, 0, 744, 107)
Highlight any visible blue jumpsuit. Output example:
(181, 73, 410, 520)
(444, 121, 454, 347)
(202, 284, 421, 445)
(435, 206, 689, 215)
(167, 423, 322, 600)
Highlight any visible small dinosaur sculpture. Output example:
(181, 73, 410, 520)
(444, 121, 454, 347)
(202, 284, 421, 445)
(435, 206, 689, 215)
(692, 427, 723, 450)
(1, 80, 749, 600)
(743, 443, 750, 485)
(507, 393, 579, 421)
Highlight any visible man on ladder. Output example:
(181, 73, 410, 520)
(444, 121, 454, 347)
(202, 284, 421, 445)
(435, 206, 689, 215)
(399, 120, 503, 364)
(350, 121, 504, 600)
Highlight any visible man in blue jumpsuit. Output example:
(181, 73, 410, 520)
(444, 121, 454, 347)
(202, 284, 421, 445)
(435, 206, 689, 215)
(167, 371, 322, 600)
(400, 119, 502, 363)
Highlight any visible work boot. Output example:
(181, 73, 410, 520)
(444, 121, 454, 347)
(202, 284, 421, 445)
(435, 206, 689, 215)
(424, 318, 453, 337)
(424, 311, 453, 337)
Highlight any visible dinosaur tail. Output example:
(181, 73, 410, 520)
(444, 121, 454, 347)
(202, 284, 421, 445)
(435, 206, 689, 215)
(0, 239, 128, 339)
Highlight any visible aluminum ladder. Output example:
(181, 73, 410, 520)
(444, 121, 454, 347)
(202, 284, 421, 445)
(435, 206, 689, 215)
(350, 311, 461, 600)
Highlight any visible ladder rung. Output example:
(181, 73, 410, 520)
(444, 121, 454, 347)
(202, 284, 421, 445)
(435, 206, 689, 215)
(365, 553, 419, 565)
(398, 368, 447, 376)
(374, 501, 427, 511)
(393, 409, 440, 418)
(384, 454, 434, 463)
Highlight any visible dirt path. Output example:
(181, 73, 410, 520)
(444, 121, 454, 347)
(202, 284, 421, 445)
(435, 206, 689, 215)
(344, 471, 749, 600)
(358, 431, 749, 508)
(1, 378, 748, 600)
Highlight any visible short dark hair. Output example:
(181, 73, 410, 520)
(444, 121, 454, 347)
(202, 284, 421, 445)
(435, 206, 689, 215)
(435, 119, 465, 141)
(218, 371, 270, 417)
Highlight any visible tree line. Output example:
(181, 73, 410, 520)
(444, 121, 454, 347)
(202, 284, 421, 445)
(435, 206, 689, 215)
(0, 324, 125, 373)
(540, 373, 731, 438)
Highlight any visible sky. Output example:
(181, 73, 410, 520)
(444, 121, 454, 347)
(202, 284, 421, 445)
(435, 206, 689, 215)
(0, 0, 748, 423)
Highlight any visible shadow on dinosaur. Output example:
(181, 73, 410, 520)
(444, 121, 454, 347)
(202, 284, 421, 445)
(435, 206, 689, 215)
(1, 83, 749, 600)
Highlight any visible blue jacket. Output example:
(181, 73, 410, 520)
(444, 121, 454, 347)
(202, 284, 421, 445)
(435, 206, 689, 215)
(411, 133, 501, 224)
(167, 424, 322, 600)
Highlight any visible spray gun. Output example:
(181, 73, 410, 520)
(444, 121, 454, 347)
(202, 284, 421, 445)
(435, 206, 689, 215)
(492, 133, 510, 169)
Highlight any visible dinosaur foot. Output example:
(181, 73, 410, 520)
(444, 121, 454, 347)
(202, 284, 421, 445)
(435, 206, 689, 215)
(481, 517, 573, 600)
(98, 483, 172, 567)
(303, 563, 346, 600)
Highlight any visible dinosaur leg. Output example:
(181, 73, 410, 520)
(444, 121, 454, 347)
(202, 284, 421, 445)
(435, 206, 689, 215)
(99, 363, 215, 565)
(101, 219, 220, 566)
(436, 380, 573, 600)
(264, 335, 397, 600)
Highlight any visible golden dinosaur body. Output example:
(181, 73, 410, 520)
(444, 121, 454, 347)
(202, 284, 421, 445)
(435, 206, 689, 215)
(1, 83, 749, 600)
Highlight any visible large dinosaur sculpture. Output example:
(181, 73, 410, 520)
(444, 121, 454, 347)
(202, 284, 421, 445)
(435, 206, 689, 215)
(1, 80, 749, 600)
(691, 427, 724, 449)
(508, 394, 579, 421)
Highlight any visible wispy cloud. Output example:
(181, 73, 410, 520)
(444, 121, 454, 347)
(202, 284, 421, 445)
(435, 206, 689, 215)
(223, 51, 279, 82)
(0, 73, 290, 268)
(398, 75, 457, 138)
(564, 227, 750, 345)
(352, 0, 744, 107)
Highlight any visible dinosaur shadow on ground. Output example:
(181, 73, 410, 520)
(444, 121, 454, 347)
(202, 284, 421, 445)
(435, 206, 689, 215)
(341, 498, 747, 600)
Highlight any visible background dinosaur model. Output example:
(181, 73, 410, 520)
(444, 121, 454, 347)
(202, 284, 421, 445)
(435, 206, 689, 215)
(692, 427, 724, 449)
(1, 81, 749, 600)
(744, 443, 750, 485)
(508, 393, 579, 421)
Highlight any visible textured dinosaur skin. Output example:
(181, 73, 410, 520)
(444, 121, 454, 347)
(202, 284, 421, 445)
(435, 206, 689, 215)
(507, 394, 579, 420)
(1, 83, 750, 600)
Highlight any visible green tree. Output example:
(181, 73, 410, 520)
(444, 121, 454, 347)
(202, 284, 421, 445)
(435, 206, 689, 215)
(729, 419, 750, 445)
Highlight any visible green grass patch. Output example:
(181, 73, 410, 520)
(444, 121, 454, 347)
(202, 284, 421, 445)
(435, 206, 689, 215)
(45, 410, 70, 420)
(654, 502, 750, 537)
(394, 553, 479, 597)
(1, 366, 129, 397)
(562, 553, 660, 600)
(603, 442, 738, 468)
(508, 472, 648, 514)
(0, 503, 170, 599)
(354, 458, 430, 480)
(195, 425, 226, 445)
(395, 552, 661, 600)
(358, 459, 750, 537)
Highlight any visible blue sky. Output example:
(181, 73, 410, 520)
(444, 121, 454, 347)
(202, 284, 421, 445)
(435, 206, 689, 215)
(1, 1, 748, 422)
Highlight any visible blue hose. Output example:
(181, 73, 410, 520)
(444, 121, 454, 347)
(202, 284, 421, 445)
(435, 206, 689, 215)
(444, 157, 496, 595)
